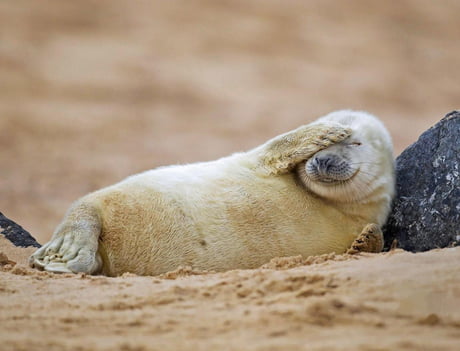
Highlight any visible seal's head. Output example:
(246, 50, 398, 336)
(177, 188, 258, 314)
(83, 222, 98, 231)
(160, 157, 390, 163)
(298, 110, 395, 206)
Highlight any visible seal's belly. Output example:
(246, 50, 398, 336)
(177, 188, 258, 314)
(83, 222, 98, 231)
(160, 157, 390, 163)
(191, 200, 362, 271)
(96, 177, 363, 276)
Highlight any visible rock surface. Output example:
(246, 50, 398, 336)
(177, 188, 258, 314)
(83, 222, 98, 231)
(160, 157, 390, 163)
(384, 111, 460, 251)
(0, 212, 41, 248)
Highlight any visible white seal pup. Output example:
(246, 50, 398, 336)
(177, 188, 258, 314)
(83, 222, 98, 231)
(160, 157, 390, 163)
(30, 110, 395, 276)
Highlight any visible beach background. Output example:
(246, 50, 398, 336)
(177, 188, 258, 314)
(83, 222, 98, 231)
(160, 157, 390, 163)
(1, 1, 459, 350)
(1, 0, 459, 243)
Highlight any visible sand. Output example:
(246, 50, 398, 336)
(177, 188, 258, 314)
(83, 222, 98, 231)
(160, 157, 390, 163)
(1, 1, 460, 350)
(1, 236, 459, 351)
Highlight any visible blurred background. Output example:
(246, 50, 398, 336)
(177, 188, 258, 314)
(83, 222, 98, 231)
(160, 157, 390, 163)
(1, 0, 459, 243)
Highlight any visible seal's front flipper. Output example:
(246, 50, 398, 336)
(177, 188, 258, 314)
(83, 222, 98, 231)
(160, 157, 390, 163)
(347, 223, 384, 254)
(253, 123, 351, 175)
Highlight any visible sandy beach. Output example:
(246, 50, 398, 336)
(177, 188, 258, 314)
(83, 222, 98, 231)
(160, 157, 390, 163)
(1, 1, 459, 350)
(1, 237, 460, 351)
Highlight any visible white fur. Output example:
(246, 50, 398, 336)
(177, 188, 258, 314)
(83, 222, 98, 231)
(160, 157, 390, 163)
(30, 110, 395, 276)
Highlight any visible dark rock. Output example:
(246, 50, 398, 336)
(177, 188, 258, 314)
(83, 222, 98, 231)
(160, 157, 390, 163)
(383, 111, 460, 251)
(0, 212, 41, 248)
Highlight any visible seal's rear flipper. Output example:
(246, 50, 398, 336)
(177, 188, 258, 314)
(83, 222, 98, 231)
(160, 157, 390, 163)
(29, 201, 102, 275)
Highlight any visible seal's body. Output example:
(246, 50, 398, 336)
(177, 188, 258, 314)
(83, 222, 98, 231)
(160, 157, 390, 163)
(30, 110, 395, 276)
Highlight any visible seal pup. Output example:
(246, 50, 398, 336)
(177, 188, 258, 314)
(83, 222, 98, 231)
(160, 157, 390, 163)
(30, 110, 395, 276)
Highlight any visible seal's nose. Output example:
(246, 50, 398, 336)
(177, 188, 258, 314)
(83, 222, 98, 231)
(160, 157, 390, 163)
(312, 155, 333, 174)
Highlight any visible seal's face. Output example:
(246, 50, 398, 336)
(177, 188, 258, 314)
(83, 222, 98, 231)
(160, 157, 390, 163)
(298, 110, 395, 204)
(305, 142, 361, 184)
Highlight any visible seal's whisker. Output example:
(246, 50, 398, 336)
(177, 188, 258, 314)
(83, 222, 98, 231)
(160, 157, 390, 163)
(349, 161, 382, 166)
(356, 170, 378, 177)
